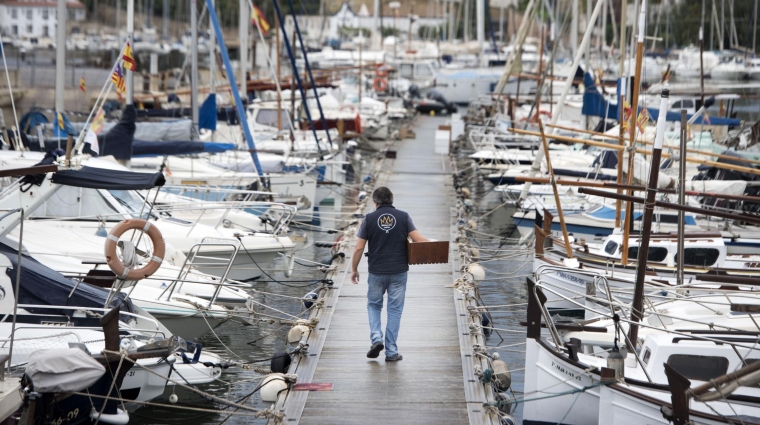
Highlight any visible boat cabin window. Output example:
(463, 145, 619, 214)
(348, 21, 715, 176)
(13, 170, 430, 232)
(655, 214, 679, 224)
(108, 190, 157, 220)
(675, 248, 720, 267)
(642, 348, 651, 365)
(627, 246, 669, 262)
(604, 241, 618, 255)
(399, 63, 414, 79)
(255, 108, 291, 130)
(667, 354, 729, 381)
(416, 63, 434, 77)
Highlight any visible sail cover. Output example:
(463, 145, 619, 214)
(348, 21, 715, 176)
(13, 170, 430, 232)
(51, 166, 166, 190)
(132, 140, 236, 156)
(581, 73, 742, 126)
(0, 243, 134, 317)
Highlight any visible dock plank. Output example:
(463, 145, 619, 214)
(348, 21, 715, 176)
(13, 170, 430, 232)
(273, 116, 473, 425)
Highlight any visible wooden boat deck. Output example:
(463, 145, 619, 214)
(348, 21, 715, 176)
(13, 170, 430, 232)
(271, 116, 497, 425)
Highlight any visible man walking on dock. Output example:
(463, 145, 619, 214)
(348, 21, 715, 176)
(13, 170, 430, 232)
(351, 187, 428, 361)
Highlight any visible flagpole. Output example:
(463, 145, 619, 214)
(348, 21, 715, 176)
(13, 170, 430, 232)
(126, 0, 134, 105)
(73, 44, 128, 152)
(248, 0, 294, 140)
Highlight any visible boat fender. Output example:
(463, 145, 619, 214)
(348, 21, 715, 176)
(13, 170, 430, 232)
(169, 393, 178, 404)
(104, 219, 165, 281)
(271, 351, 292, 374)
(499, 414, 517, 425)
(358, 191, 368, 202)
(287, 324, 310, 346)
(284, 253, 296, 278)
(607, 345, 626, 379)
(260, 373, 290, 404)
(490, 353, 511, 391)
(466, 263, 486, 281)
(481, 312, 492, 336)
(302, 292, 318, 309)
(469, 247, 480, 259)
(90, 408, 129, 425)
(460, 187, 471, 198)
(466, 220, 477, 231)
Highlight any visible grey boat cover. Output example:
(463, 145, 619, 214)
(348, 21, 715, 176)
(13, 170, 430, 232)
(67, 119, 194, 142)
(26, 348, 105, 393)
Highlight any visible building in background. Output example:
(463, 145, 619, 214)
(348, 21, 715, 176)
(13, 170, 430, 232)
(0, 0, 85, 40)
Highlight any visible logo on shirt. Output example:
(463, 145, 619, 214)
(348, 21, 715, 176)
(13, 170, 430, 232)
(377, 213, 396, 233)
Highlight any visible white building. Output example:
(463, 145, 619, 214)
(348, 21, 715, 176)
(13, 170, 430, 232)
(0, 0, 85, 39)
(284, 1, 445, 43)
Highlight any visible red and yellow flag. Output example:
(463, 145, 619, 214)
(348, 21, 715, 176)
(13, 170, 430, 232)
(636, 108, 649, 133)
(122, 42, 137, 72)
(91, 108, 105, 135)
(79, 76, 86, 92)
(251, 5, 270, 34)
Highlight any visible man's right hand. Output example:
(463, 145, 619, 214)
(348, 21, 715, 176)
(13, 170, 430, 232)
(351, 271, 360, 284)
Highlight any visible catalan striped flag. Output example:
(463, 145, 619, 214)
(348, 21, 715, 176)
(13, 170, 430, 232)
(122, 42, 137, 72)
(111, 65, 126, 97)
(251, 5, 270, 35)
(79, 76, 86, 92)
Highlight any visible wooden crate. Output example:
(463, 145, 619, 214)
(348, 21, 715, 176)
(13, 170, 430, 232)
(408, 241, 449, 265)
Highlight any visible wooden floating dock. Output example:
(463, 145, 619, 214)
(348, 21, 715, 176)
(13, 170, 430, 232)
(271, 116, 498, 425)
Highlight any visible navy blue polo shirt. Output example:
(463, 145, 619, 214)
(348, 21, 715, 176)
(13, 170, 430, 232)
(357, 205, 417, 274)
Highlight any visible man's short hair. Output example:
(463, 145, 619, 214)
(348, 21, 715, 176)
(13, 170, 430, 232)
(372, 187, 394, 205)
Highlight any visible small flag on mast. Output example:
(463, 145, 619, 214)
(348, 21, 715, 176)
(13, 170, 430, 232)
(57, 112, 65, 130)
(79, 76, 86, 92)
(251, 5, 270, 35)
(111, 65, 126, 97)
(91, 108, 105, 135)
(122, 42, 137, 72)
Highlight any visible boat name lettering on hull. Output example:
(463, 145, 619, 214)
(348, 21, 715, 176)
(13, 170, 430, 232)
(557, 272, 591, 286)
(552, 361, 583, 382)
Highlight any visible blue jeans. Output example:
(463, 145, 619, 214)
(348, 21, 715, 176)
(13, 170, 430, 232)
(367, 272, 408, 357)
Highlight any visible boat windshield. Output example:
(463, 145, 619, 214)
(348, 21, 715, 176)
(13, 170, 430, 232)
(108, 190, 157, 219)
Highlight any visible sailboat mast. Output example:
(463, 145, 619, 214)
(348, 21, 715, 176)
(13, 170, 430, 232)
(614, 0, 627, 228)
(209, 0, 216, 95)
(276, 7, 282, 132)
(700, 0, 705, 109)
(191, 0, 199, 140)
(628, 87, 670, 351)
(476, 0, 485, 47)
(754, 0, 758, 54)
(55, 0, 66, 114)
(571, 0, 578, 57)
(621, 0, 646, 266)
(240, 0, 249, 98)
(517, 0, 605, 201)
(677, 110, 686, 287)
(126, 0, 134, 104)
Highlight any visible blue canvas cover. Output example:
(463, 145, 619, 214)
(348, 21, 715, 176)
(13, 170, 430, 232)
(132, 140, 235, 156)
(51, 166, 165, 190)
(0, 243, 134, 317)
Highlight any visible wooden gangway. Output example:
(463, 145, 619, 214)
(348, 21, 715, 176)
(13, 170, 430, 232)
(271, 116, 498, 425)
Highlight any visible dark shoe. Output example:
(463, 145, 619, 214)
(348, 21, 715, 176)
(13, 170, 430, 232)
(367, 342, 384, 358)
(385, 354, 403, 362)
